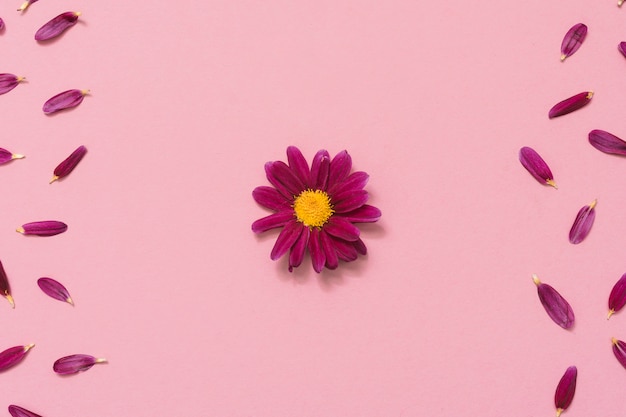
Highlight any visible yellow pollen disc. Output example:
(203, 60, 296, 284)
(293, 189, 334, 228)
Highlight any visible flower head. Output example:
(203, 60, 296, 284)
(252, 146, 381, 273)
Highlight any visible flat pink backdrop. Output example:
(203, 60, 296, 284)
(1, 0, 626, 416)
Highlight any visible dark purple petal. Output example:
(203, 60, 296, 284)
(0, 74, 24, 95)
(353, 238, 367, 255)
(554, 366, 577, 417)
(308, 228, 325, 273)
(619, 42, 626, 58)
(252, 186, 291, 211)
(548, 91, 593, 119)
(328, 171, 369, 196)
(560, 23, 587, 61)
(42, 89, 88, 114)
(519, 147, 557, 188)
(569, 199, 596, 244)
(327, 150, 352, 191)
(37, 277, 73, 305)
(50, 145, 87, 183)
(338, 205, 382, 223)
(330, 236, 359, 262)
(310, 150, 330, 190)
(332, 189, 369, 213)
(17, 221, 67, 236)
(0, 148, 24, 165)
(9, 405, 42, 417)
(588, 129, 626, 156)
(612, 338, 626, 369)
(324, 216, 360, 242)
(533, 275, 575, 329)
(608, 273, 626, 319)
(0, 18, 4, 31)
(320, 230, 338, 270)
(17, 0, 39, 12)
(0, 344, 34, 372)
(0, 260, 14, 308)
(270, 220, 302, 261)
(265, 162, 293, 200)
(53, 354, 106, 375)
(251, 210, 294, 233)
(288, 226, 309, 272)
(286, 146, 310, 188)
(35, 11, 81, 41)
(265, 161, 304, 199)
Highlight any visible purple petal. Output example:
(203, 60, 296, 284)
(17, 0, 39, 12)
(330, 236, 358, 262)
(588, 129, 626, 156)
(0, 260, 14, 308)
(43, 89, 88, 114)
(286, 146, 310, 188)
(0, 344, 34, 372)
(50, 145, 87, 183)
(619, 42, 626, 58)
(533, 275, 575, 329)
(310, 150, 330, 190)
(17, 221, 67, 236)
(332, 189, 369, 213)
(35, 11, 81, 41)
(252, 186, 291, 211)
(327, 150, 352, 191)
(9, 405, 42, 417)
(608, 273, 626, 319)
(323, 217, 360, 242)
(265, 161, 305, 199)
(0, 18, 4, 31)
(270, 220, 302, 261)
(519, 147, 557, 188)
(569, 199, 596, 244)
(288, 226, 309, 272)
(328, 171, 370, 196)
(612, 338, 626, 369)
(554, 366, 577, 416)
(53, 354, 106, 375)
(0, 147, 25, 165)
(338, 205, 382, 223)
(0, 74, 24, 95)
(37, 277, 73, 305)
(353, 238, 367, 255)
(308, 228, 325, 273)
(320, 230, 338, 270)
(560, 23, 587, 61)
(251, 210, 294, 233)
(548, 91, 593, 119)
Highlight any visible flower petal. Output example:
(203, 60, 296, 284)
(0, 148, 25, 165)
(310, 150, 330, 190)
(328, 171, 369, 196)
(37, 277, 73, 305)
(286, 146, 310, 188)
(338, 205, 382, 223)
(251, 210, 294, 233)
(35, 11, 81, 41)
(569, 199, 596, 244)
(619, 42, 626, 58)
(252, 186, 291, 211)
(17, 221, 67, 236)
(612, 338, 626, 369)
(17, 0, 39, 12)
(332, 189, 369, 213)
(0, 260, 14, 308)
(548, 91, 593, 119)
(53, 354, 106, 374)
(327, 150, 352, 191)
(519, 147, 557, 188)
(266, 161, 304, 198)
(588, 129, 626, 156)
(270, 220, 302, 261)
(308, 228, 325, 273)
(0, 74, 24, 95)
(43, 89, 88, 114)
(9, 405, 43, 417)
(353, 238, 367, 255)
(50, 145, 87, 183)
(320, 230, 338, 270)
(330, 236, 359, 262)
(0, 344, 35, 372)
(554, 366, 577, 417)
(324, 216, 360, 241)
(560, 23, 587, 61)
(533, 274, 575, 329)
(288, 226, 309, 272)
(608, 273, 626, 319)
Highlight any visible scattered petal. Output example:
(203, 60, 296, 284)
(608, 273, 626, 319)
(588, 129, 626, 156)
(35, 11, 80, 41)
(619, 42, 626, 58)
(17, 221, 67, 237)
(0, 344, 34, 372)
(0, 260, 14, 308)
(53, 354, 106, 374)
(9, 405, 42, 417)
(17, 0, 38, 12)
(549, 91, 593, 119)
(620, 0, 624, 7)
(569, 199, 596, 244)
(533, 274, 575, 329)
(0, 74, 25, 95)
(612, 338, 626, 369)
(50, 145, 87, 183)
(37, 277, 73, 305)
(560, 23, 587, 61)
(519, 147, 557, 188)
(0, 148, 25, 165)
(554, 366, 577, 417)
(42, 89, 88, 114)
(0, 18, 4, 31)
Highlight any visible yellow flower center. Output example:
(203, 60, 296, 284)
(293, 189, 334, 228)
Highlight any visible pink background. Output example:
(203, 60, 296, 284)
(1, 0, 626, 415)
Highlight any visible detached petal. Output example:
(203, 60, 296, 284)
(310, 150, 330, 190)
(338, 205, 382, 223)
(17, 221, 67, 236)
(9, 405, 43, 417)
(0, 148, 25, 165)
(324, 216, 360, 241)
(569, 199, 596, 244)
(0, 260, 13, 308)
(286, 146, 310, 188)
(252, 186, 291, 211)
(519, 147, 557, 188)
(548, 91, 593, 119)
(0, 344, 35, 372)
(612, 338, 626, 369)
(533, 274, 575, 329)
(50, 145, 87, 183)
(251, 210, 294, 233)
(37, 277, 73, 305)
(17, 0, 39, 12)
(35, 11, 81, 41)
(270, 220, 302, 260)
(43, 89, 88, 114)
(588, 129, 626, 156)
(608, 273, 626, 319)
(53, 354, 106, 374)
(554, 366, 577, 417)
(619, 42, 626, 58)
(0, 74, 24, 95)
(560, 23, 587, 61)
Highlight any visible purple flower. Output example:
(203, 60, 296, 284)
(252, 146, 381, 273)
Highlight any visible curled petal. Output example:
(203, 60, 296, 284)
(612, 338, 626, 369)
(338, 205, 382, 223)
(533, 274, 575, 329)
(0, 148, 25, 165)
(17, 221, 67, 236)
(588, 129, 626, 156)
(251, 210, 294, 233)
(310, 150, 330, 190)
(53, 354, 106, 374)
(0, 260, 14, 308)
(560, 23, 587, 61)
(37, 277, 73, 305)
(9, 405, 42, 417)
(554, 366, 577, 417)
(324, 217, 360, 242)
(332, 189, 369, 213)
(252, 186, 291, 211)
(569, 199, 596, 244)
(519, 147, 557, 188)
(288, 226, 309, 272)
(0, 344, 34, 372)
(608, 273, 626, 319)
(43, 89, 88, 114)
(0, 74, 25, 95)
(50, 145, 87, 183)
(308, 228, 325, 273)
(320, 230, 338, 270)
(286, 146, 310, 188)
(35, 11, 81, 41)
(549, 91, 593, 119)
(327, 150, 352, 191)
(270, 220, 302, 261)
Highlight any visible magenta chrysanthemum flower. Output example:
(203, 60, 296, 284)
(252, 146, 381, 273)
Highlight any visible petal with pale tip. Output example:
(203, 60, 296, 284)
(549, 91, 593, 118)
(0, 260, 14, 308)
(569, 200, 596, 244)
(519, 147, 557, 188)
(17, 0, 38, 12)
(609, 273, 626, 319)
(0, 74, 25, 95)
(53, 354, 106, 374)
(35, 11, 80, 41)
(0, 344, 35, 372)
(0, 148, 24, 165)
(17, 221, 67, 237)
(37, 277, 73, 305)
(533, 274, 575, 329)
(560, 23, 587, 61)
(588, 129, 626, 156)
(612, 338, 626, 369)
(50, 145, 86, 183)
(554, 366, 577, 417)
(43, 89, 88, 114)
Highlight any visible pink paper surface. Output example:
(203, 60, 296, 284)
(1, 0, 626, 416)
